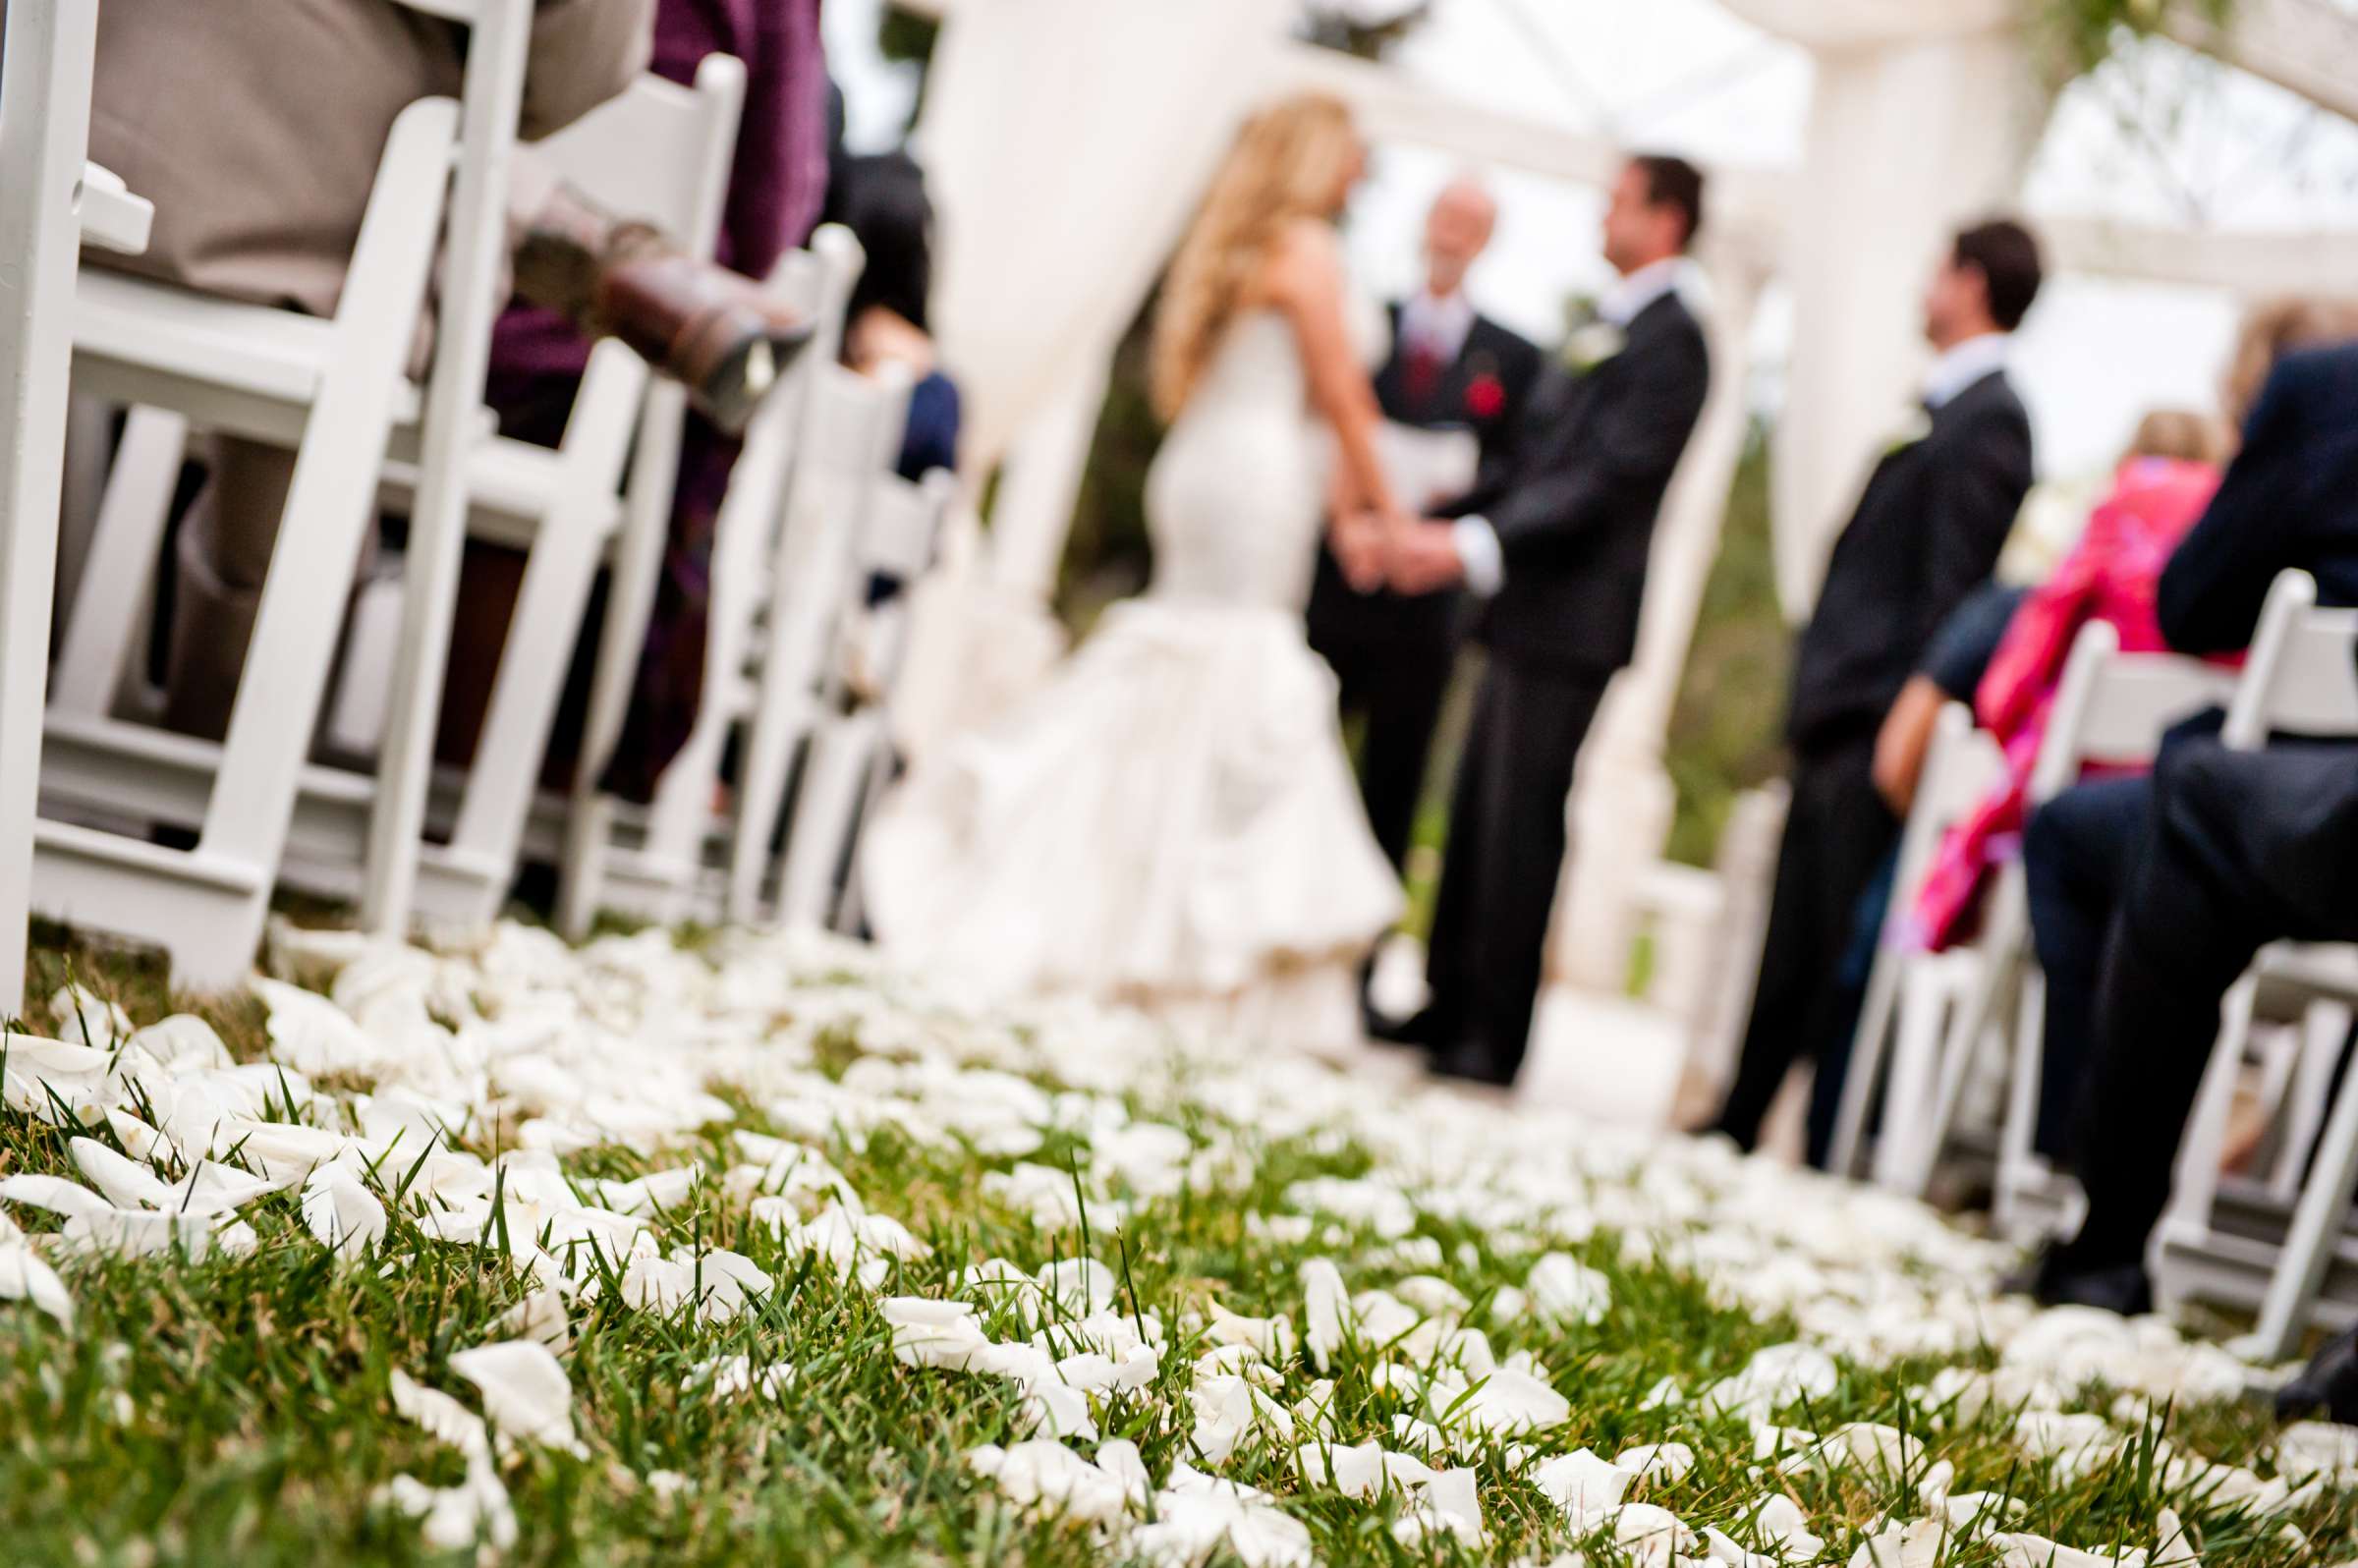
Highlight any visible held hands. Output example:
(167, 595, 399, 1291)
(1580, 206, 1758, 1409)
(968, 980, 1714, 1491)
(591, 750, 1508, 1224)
(1385, 522, 1467, 595)
(1332, 512, 1467, 596)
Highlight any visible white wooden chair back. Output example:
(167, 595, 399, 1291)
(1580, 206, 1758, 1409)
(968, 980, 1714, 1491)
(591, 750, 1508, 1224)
(530, 66, 740, 238)
(2226, 571, 2358, 748)
(2030, 622, 2240, 803)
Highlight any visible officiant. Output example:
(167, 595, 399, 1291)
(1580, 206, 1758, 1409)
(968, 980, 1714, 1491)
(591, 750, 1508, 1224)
(1306, 178, 1543, 880)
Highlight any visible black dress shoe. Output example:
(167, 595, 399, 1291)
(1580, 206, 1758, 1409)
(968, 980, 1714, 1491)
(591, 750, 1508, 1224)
(1430, 1046, 1517, 1088)
(2004, 1244, 2152, 1316)
(2275, 1324, 2358, 1422)
(1366, 1007, 1435, 1050)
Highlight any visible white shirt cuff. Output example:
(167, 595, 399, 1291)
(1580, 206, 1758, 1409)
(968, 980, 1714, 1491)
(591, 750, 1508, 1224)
(1453, 518, 1505, 597)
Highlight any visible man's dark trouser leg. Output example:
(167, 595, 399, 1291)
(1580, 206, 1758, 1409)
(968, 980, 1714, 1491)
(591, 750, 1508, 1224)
(1712, 734, 1892, 1150)
(2021, 776, 2152, 1160)
(1356, 635, 1457, 875)
(1425, 658, 1605, 1083)
(2065, 741, 2358, 1273)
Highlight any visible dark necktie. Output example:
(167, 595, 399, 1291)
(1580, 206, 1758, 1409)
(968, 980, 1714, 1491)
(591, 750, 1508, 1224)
(1403, 337, 1443, 409)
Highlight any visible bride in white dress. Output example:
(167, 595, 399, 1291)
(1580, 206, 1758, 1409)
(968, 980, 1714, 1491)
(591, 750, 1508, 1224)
(863, 94, 1412, 1053)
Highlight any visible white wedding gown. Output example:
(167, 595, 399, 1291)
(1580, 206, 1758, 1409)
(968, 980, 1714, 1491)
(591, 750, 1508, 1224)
(862, 303, 1404, 1053)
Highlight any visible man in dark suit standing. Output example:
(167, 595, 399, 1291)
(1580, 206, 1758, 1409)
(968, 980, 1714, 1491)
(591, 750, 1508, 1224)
(1308, 179, 1543, 883)
(1709, 219, 2043, 1149)
(1381, 153, 1713, 1086)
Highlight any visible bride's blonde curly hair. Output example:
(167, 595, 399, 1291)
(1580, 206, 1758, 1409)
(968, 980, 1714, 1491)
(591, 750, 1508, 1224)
(1150, 92, 1361, 423)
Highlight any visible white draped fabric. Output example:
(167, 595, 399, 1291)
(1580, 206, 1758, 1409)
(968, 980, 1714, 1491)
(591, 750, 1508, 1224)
(915, 0, 1292, 473)
(1714, 0, 2015, 51)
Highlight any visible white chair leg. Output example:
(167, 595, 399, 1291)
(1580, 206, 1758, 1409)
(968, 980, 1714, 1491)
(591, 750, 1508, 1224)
(2237, 1026, 2358, 1362)
(359, 0, 532, 940)
(197, 100, 455, 876)
(1830, 924, 1906, 1180)
(2276, 1003, 2357, 1199)
(777, 710, 880, 930)
(2159, 975, 2262, 1256)
(1906, 886, 2028, 1197)
(554, 793, 617, 938)
(728, 689, 811, 924)
(1993, 966, 2049, 1233)
(425, 350, 645, 927)
(1873, 957, 1954, 1189)
(51, 405, 188, 717)
(53, 392, 117, 634)
(0, 0, 98, 1017)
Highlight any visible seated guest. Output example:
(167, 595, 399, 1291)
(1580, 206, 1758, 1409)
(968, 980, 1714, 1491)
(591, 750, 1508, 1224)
(1912, 410, 2230, 957)
(830, 150, 962, 481)
(2021, 338, 2358, 1313)
(84, 0, 814, 743)
(446, 0, 831, 804)
(2018, 319, 2358, 1212)
(2025, 739, 2358, 1316)
(1709, 219, 2043, 1151)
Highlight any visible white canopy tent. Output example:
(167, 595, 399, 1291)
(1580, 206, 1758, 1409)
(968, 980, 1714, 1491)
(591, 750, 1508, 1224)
(895, 0, 2358, 1033)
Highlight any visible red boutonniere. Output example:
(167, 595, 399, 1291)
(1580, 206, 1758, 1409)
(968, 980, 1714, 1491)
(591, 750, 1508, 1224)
(1466, 373, 1506, 420)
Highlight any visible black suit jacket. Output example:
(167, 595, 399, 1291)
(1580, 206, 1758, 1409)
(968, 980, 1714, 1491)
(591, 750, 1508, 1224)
(1785, 367, 2034, 752)
(2160, 343, 2358, 654)
(1308, 305, 1543, 661)
(1442, 291, 1711, 676)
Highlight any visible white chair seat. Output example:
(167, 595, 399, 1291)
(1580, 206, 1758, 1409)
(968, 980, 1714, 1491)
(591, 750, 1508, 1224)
(75, 269, 425, 439)
(376, 436, 625, 549)
(33, 816, 264, 895)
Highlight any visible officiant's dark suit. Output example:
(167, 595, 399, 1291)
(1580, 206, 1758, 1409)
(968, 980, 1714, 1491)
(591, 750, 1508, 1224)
(1306, 305, 1542, 870)
(1404, 273, 1712, 1085)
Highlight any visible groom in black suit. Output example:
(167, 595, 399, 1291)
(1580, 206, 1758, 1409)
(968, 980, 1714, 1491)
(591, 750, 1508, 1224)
(1308, 179, 1543, 878)
(1383, 154, 1713, 1086)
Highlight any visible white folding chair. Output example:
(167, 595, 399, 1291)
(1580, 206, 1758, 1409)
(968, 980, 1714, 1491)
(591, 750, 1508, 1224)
(47, 32, 742, 951)
(1825, 701, 2002, 1180)
(2148, 571, 2358, 1352)
(31, 0, 509, 989)
(551, 227, 865, 935)
(773, 468, 957, 933)
(297, 55, 747, 930)
(0, 0, 151, 1016)
(1888, 624, 2236, 1206)
(726, 363, 915, 923)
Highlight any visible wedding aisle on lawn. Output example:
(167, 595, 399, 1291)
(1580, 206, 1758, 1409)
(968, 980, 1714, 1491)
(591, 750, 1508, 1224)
(2, 922, 2355, 1567)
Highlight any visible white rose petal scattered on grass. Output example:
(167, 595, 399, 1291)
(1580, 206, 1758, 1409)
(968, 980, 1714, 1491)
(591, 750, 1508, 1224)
(0, 917, 2353, 1565)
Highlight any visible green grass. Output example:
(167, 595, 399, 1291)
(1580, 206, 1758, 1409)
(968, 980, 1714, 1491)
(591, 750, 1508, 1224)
(3, 922, 2353, 1567)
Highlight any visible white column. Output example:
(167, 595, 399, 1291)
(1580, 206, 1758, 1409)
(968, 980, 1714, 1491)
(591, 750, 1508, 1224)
(1768, 27, 2043, 619)
(1549, 253, 1768, 994)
